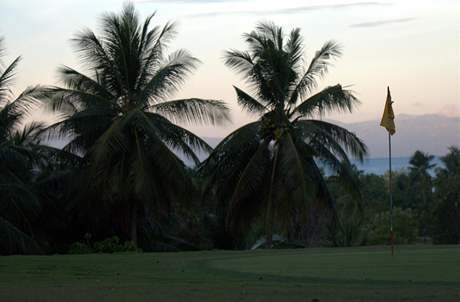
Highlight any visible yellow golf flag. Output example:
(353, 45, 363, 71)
(380, 86, 396, 135)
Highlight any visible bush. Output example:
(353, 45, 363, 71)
(93, 236, 120, 253)
(364, 207, 418, 245)
(68, 236, 139, 254)
(68, 242, 92, 254)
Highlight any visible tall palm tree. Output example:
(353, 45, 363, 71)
(0, 37, 44, 254)
(200, 23, 366, 248)
(40, 4, 229, 245)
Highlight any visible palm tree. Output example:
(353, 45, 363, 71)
(0, 37, 44, 254)
(40, 4, 230, 245)
(409, 150, 435, 176)
(200, 23, 366, 248)
(408, 150, 435, 212)
(409, 151, 435, 181)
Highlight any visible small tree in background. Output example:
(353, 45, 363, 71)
(432, 146, 460, 244)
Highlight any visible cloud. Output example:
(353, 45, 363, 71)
(179, 2, 390, 18)
(350, 17, 415, 28)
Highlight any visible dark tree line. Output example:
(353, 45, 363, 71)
(328, 148, 460, 246)
(1, 4, 458, 255)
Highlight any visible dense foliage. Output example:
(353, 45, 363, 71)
(328, 147, 460, 246)
(0, 4, 458, 255)
(0, 37, 48, 253)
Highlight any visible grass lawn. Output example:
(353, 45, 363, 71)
(1, 245, 459, 301)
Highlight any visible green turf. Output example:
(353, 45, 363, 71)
(1, 245, 459, 301)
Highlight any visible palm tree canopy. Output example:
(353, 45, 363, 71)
(440, 146, 460, 174)
(201, 22, 367, 239)
(0, 37, 47, 254)
(409, 151, 436, 174)
(39, 4, 230, 219)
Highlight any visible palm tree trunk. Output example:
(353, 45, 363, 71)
(265, 147, 279, 248)
(130, 203, 138, 246)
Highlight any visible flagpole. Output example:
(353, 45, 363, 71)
(388, 132, 394, 256)
(381, 86, 395, 256)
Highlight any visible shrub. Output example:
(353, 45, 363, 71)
(68, 242, 92, 254)
(68, 236, 139, 254)
(364, 207, 418, 245)
(93, 236, 139, 253)
(93, 236, 120, 253)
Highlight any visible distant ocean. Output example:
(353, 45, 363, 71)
(350, 156, 444, 175)
(47, 137, 445, 175)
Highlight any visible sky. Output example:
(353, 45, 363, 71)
(1, 0, 459, 137)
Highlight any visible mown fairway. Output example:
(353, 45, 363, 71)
(1, 245, 459, 302)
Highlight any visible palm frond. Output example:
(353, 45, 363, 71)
(226, 139, 271, 232)
(0, 56, 21, 101)
(289, 41, 342, 104)
(72, 28, 121, 91)
(137, 20, 177, 89)
(89, 112, 133, 164)
(309, 140, 362, 202)
(296, 119, 367, 161)
(57, 66, 114, 99)
(130, 112, 195, 203)
(150, 98, 230, 125)
(291, 84, 358, 117)
(39, 98, 115, 155)
(10, 121, 46, 145)
(199, 122, 261, 206)
(233, 86, 266, 114)
(292, 138, 336, 208)
(223, 49, 254, 76)
(40, 86, 114, 115)
(200, 121, 261, 175)
(146, 112, 212, 165)
(140, 49, 199, 103)
(224, 49, 274, 104)
(285, 28, 304, 70)
(0, 85, 43, 133)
